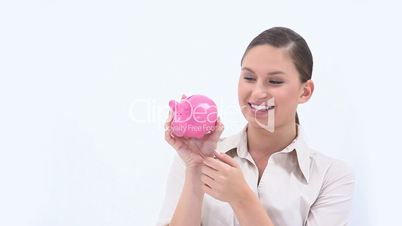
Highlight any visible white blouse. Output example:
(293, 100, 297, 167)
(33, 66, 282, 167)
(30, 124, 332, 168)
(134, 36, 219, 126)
(156, 124, 355, 226)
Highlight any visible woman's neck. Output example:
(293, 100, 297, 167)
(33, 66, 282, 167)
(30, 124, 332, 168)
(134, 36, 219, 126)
(246, 122, 298, 157)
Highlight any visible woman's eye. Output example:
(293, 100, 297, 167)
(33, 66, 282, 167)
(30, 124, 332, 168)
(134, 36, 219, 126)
(244, 77, 255, 81)
(269, 80, 283, 84)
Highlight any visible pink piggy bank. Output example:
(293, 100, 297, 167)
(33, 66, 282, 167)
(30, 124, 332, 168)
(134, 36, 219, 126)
(169, 94, 218, 139)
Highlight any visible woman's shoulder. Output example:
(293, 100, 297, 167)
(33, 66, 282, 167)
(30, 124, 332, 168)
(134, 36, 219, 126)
(297, 125, 354, 183)
(308, 148, 355, 185)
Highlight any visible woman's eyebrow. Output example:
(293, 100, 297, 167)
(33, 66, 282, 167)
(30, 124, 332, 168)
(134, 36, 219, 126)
(241, 67, 286, 76)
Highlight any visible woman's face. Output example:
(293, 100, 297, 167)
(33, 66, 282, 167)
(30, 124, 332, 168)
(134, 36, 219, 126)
(238, 44, 311, 131)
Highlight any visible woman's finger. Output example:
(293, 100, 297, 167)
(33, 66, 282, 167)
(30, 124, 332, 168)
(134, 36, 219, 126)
(164, 111, 177, 145)
(201, 174, 216, 189)
(203, 156, 228, 171)
(214, 151, 239, 168)
(164, 123, 174, 145)
(165, 110, 173, 126)
(201, 164, 218, 178)
(208, 117, 224, 141)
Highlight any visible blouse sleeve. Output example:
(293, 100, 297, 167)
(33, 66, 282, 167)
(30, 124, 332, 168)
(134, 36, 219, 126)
(305, 160, 355, 226)
(155, 155, 186, 226)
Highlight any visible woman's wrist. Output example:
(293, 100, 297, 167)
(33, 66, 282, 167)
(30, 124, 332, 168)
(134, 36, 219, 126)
(184, 167, 205, 197)
(229, 185, 255, 209)
(229, 186, 274, 226)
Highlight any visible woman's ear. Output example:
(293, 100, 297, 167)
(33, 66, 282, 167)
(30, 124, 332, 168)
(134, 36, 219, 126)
(298, 80, 314, 104)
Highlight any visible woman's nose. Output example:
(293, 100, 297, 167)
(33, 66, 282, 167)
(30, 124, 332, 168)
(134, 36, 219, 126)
(252, 82, 268, 99)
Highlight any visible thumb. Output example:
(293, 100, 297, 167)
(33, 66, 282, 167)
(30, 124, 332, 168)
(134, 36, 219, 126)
(209, 117, 224, 140)
(214, 151, 239, 168)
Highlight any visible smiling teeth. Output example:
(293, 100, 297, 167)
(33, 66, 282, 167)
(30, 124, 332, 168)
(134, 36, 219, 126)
(250, 103, 275, 110)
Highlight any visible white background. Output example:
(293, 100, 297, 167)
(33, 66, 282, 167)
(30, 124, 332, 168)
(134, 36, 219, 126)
(1, 0, 401, 225)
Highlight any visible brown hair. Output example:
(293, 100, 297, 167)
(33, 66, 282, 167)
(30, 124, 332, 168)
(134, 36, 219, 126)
(240, 27, 313, 125)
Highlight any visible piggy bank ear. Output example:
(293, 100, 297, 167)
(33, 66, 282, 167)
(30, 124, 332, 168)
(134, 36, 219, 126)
(181, 94, 187, 99)
(169, 100, 177, 112)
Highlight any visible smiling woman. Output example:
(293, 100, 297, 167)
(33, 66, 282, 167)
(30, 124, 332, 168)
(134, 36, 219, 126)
(157, 27, 355, 226)
(239, 28, 314, 127)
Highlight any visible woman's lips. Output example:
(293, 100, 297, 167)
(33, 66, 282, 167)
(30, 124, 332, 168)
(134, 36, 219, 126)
(248, 103, 275, 111)
(247, 103, 275, 116)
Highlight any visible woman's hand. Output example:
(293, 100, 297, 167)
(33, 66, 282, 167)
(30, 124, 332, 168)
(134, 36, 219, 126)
(164, 110, 224, 169)
(201, 151, 252, 204)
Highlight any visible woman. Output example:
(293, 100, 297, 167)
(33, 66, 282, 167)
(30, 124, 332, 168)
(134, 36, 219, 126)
(157, 27, 355, 226)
